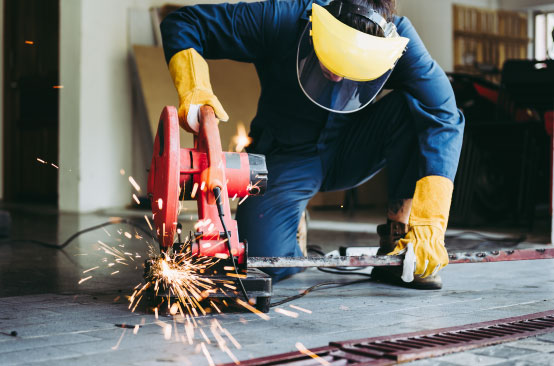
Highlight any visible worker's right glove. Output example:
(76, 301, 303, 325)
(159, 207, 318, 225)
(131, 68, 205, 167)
(389, 176, 453, 282)
(168, 48, 229, 133)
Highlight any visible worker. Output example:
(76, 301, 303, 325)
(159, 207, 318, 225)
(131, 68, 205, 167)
(160, 0, 464, 289)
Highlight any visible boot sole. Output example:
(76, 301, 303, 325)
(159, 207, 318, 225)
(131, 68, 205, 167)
(371, 267, 442, 290)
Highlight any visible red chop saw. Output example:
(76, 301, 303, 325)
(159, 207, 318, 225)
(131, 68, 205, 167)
(146, 105, 272, 311)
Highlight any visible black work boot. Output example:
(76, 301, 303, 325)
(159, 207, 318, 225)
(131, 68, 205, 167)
(371, 220, 442, 290)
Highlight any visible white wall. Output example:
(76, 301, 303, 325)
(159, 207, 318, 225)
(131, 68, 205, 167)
(0, 2, 3, 200)
(397, 0, 499, 72)
(59, 0, 174, 212)
(59, 0, 252, 212)
(59, 0, 82, 211)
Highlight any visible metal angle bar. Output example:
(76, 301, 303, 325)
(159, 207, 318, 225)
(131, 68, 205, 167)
(248, 248, 554, 268)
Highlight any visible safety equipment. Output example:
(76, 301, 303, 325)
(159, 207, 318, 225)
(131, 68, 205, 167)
(168, 48, 229, 133)
(389, 176, 453, 281)
(297, 2, 409, 113)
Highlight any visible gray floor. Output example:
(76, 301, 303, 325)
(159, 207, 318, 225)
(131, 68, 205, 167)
(1, 205, 554, 365)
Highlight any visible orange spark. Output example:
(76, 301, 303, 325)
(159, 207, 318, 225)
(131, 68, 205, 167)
(163, 324, 172, 340)
(295, 342, 331, 365)
(144, 215, 153, 231)
(274, 307, 299, 318)
(52, 85, 63, 89)
(25, 40, 34, 45)
(200, 342, 215, 366)
(199, 328, 211, 344)
(236, 299, 270, 320)
(36, 158, 46, 164)
(128, 176, 141, 191)
(222, 328, 241, 349)
(78, 276, 92, 284)
(132, 194, 140, 205)
(290, 304, 312, 314)
(191, 183, 198, 198)
(111, 329, 127, 350)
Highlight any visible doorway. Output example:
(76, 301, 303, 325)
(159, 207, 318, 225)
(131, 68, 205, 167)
(3, 0, 60, 204)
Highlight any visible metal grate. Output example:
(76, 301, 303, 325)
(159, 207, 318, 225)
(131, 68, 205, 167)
(222, 310, 554, 366)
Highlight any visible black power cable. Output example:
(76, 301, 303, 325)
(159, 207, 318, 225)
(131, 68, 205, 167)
(270, 278, 370, 307)
(0, 218, 154, 249)
(213, 187, 250, 302)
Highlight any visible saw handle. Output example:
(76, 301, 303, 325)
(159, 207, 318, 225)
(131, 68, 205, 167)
(197, 106, 225, 192)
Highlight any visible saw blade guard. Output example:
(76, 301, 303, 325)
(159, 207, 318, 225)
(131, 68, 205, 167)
(147, 106, 181, 249)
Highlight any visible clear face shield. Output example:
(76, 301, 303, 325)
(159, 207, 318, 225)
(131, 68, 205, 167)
(296, 3, 410, 113)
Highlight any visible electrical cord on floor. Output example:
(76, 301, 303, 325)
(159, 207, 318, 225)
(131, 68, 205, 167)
(266, 245, 373, 307)
(270, 278, 370, 307)
(0, 218, 155, 249)
(213, 187, 250, 302)
(317, 267, 372, 277)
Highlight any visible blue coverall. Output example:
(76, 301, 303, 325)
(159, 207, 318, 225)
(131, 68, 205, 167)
(161, 0, 465, 281)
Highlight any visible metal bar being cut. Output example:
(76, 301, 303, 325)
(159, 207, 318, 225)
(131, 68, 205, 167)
(247, 248, 554, 268)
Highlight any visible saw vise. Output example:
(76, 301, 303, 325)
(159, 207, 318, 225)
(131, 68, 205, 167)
(146, 106, 272, 312)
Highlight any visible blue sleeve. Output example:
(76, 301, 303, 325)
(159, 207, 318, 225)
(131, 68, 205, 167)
(160, 0, 303, 63)
(388, 17, 465, 182)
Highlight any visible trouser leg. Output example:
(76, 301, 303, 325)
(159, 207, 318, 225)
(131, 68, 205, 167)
(236, 154, 322, 281)
(320, 91, 419, 200)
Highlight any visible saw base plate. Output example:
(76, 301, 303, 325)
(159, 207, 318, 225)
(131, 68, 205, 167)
(143, 267, 273, 313)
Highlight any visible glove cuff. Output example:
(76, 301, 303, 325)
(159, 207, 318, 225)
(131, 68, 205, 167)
(409, 176, 453, 232)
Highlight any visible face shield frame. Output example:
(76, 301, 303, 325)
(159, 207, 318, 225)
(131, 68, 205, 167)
(296, 2, 409, 113)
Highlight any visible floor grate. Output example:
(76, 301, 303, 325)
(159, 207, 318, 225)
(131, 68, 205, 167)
(221, 310, 554, 366)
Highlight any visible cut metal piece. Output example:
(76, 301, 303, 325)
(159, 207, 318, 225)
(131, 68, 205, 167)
(222, 310, 554, 365)
(247, 248, 554, 268)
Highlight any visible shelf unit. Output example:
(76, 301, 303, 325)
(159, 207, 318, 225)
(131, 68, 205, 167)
(453, 5, 530, 83)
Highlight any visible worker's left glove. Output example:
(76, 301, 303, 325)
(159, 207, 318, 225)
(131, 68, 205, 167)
(389, 176, 453, 282)
(168, 48, 229, 133)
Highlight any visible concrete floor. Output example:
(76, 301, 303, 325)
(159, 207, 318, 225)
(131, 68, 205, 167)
(1, 205, 554, 365)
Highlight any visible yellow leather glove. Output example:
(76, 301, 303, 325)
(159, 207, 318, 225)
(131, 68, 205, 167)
(389, 176, 453, 282)
(168, 48, 229, 133)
